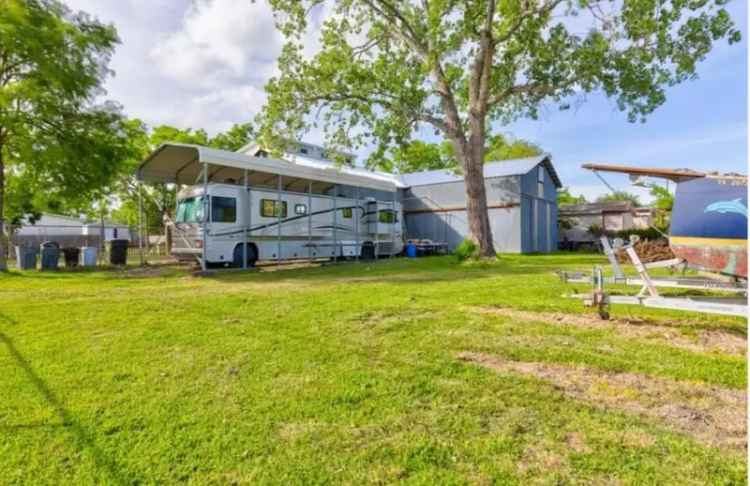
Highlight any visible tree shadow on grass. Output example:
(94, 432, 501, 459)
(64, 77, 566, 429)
(0, 319, 138, 485)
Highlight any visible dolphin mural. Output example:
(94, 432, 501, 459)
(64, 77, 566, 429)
(704, 198, 748, 218)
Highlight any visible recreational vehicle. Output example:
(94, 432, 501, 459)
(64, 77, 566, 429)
(137, 143, 404, 269)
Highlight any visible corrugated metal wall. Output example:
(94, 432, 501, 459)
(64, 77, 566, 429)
(519, 164, 558, 252)
(402, 163, 558, 253)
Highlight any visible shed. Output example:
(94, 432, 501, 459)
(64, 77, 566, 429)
(11, 213, 131, 249)
(558, 201, 655, 245)
(399, 155, 562, 253)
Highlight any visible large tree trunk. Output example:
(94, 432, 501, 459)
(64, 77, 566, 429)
(462, 159, 495, 257)
(0, 142, 6, 271)
(455, 138, 496, 258)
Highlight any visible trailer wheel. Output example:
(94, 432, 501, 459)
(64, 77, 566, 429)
(233, 243, 258, 268)
(360, 242, 375, 261)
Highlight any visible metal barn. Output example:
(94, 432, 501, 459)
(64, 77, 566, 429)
(400, 155, 562, 253)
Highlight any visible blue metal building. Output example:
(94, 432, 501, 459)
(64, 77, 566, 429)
(399, 155, 562, 253)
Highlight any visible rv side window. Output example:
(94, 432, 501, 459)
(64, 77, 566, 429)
(295, 204, 307, 215)
(261, 199, 287, 218)
(211, 196, 236, 223)
(378, 210, 396, 223)
(341, 207, 352, 219)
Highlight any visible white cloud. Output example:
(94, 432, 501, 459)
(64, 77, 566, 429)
(149, 0, 283, 88)
(62, 0, 290, 135)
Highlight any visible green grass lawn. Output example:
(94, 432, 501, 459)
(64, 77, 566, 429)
(0, 254, 746, 484)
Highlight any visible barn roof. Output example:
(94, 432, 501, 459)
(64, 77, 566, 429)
(399, 154, 561, 188)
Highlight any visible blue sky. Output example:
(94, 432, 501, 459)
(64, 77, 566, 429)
(69, 0, 747, 203)
(502, 1, 748, 202)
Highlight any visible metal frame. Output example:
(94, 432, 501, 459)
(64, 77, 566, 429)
(308, 180, 313, 260)
(333, 184, 338, 261)
(201, 161, 208, 272)
(355, 186, 360, 262)
(561, 237, 747, 293)
(388, 192, 396, 260)
(138, 181, 145, 266)
(242, 169, 249, 269)
(563, 236, 748, 318)
(277, 174, 282, 265)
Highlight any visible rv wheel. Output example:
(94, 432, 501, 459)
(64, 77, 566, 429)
(233, 244, 258, 268)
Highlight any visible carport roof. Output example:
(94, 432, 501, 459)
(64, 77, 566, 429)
(136, 143, 403, 192)
(399, 154, 561, 188)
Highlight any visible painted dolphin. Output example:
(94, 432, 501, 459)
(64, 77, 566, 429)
(704, 198, 748, 218)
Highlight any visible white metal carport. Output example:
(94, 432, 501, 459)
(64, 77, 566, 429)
(135, 143, 402, 271)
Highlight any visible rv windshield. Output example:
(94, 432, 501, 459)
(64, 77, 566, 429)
(175, 197, 205, 223)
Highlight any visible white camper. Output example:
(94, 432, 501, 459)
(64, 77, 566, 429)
(137, 143, 404, 269)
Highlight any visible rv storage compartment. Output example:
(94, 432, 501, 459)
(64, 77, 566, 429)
(40, 241, 60, 271)
(62, 247, 80, 268)
(109, 239, 129, 265)
(80, 247, 98, 267)
(15, 246, 37, 270)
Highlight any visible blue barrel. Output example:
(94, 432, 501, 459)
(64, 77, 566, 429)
(15, 246, 37, 270)
(406, 242, 417, 258)
(80, 247, 98, 267)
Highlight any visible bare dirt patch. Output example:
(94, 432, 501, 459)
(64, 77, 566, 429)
(472, 306, 746, 356)
(458, 352, 746, 452)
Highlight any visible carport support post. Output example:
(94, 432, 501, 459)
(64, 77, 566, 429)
(333, 184, 338, 262)
(243, 169, 248, 269)
(388, 192, 396, 258)
(138, 181, 145, 266)
(277, 175, 282, 266)
(201, 161, 208, 272)
(355, 186, 359, 263)
(307, 181, 312, 260)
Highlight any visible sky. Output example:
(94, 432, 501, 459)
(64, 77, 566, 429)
(66, 0, 748, 203)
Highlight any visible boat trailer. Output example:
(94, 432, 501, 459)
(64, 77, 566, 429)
(559, 236, 748, 319)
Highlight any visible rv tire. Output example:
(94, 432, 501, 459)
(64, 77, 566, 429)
(233, 243, 258, 268)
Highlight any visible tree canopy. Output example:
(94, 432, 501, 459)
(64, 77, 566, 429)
(259, 0, 739, 256)
(0, 0, 132, 268)
(557, 187, 587, 206)
(596, 190, 641, 206)
(381, 133, 542, 173)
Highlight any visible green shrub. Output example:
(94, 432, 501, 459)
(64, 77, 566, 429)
(454, 238, 478, 262)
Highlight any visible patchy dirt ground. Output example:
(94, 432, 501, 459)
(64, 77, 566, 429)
(458, 352, 746, 453)
(471, 306, 746, 356)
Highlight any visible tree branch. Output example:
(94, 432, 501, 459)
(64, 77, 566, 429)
(300, 91, 449, 134)
(487, 83, 556, 106)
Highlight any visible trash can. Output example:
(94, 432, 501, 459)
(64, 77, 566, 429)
(79, 246, 98, 267)
(109, 239, 128, 265)
(40, 241, 60, 271)
(62, 247, 80, 268)
(406, 242, 417, 258)
(15, 246, 37, 270)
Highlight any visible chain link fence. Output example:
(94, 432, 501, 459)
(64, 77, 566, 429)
(4, 223, 174, 268)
